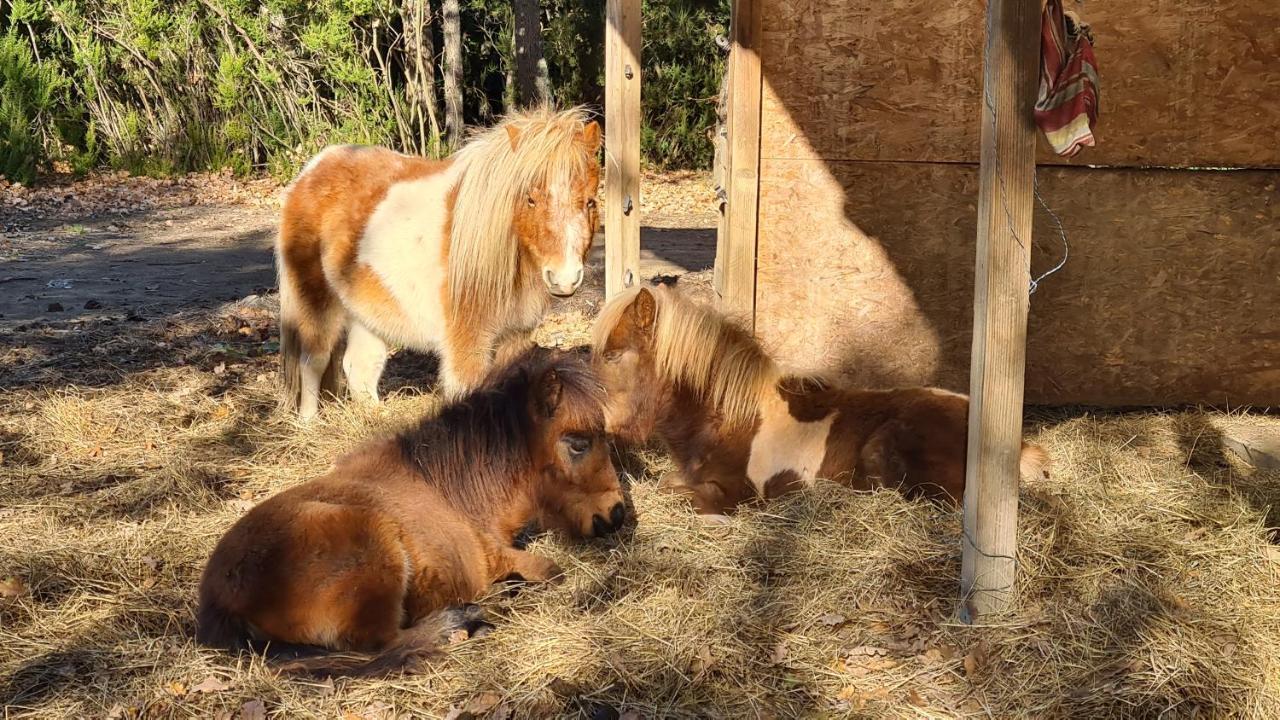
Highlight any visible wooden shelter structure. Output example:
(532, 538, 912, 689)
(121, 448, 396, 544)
(604, 0, 1280, 619)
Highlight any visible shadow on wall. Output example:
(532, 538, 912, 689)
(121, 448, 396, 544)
(741, 1, 1280, 407)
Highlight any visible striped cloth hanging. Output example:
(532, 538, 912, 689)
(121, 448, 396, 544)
(1035, 0, 1099, 157)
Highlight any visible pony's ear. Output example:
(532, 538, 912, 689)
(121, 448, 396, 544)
(505, 124, 522, 152)
(536, 367, 564, 417)
(582, 121, 602, 149)
(626, 287, 657, 333)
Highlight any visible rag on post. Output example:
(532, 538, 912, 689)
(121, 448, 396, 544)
(1035, 0, 1099, 157)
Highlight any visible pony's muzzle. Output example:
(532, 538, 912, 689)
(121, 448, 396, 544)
(591, 501, 627, 537)
(544, 267, 584, 297)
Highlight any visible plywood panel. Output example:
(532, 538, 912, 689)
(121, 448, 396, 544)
(759, 0, 1280, 168)
(753, 160, 1280, 406)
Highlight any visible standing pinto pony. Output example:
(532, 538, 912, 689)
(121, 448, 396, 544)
(277, 107, 601, 418)
(592, 286, 1050, 517)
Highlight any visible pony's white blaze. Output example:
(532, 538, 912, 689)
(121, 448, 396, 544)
(353, 164, 462, 350)
(543, 176, 588, 294)
(745, 392, 836, 497)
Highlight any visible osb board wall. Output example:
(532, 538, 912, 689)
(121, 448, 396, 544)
(752, 159, 1280, 406)
(758, 0, 1280, 168)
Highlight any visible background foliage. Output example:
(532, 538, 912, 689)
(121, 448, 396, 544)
(0, 0, 727, 183)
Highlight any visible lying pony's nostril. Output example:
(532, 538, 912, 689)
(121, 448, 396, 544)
(592, 513, 610, 537)
(609, 502, 626, 530)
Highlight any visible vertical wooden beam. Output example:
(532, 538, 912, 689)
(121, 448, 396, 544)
(959, 0, 1040, 622)
(604, 0, 641, 300)
(718, 0, 763, 326)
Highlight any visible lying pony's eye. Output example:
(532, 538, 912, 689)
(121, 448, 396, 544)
(603, 350, 622, 364)
(563, 435, 592, 457)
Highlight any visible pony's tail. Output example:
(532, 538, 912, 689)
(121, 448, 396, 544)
(1019, 442, 1051, 482)
(276, 263, 345, 414)
(278, 316, 303, 413)
(274, 604, 490, 678)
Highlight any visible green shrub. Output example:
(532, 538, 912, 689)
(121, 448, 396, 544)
(1, 0, 728, 181)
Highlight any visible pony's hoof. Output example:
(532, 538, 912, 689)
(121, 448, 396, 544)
(698, 513, 732, 526)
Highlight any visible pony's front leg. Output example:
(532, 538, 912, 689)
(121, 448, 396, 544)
(439, 333, 495, 397)
(343, 321, 389, 403)
(495, 547, 564, 585)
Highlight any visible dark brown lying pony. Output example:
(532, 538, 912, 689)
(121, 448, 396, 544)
(592, 286, 1048, 517)
(196, 348, 625, 676)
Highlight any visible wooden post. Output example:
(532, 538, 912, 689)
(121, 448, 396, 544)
(959, 0, 1040, 622)
(717, 0, 763, 326)
(604, 0, 641, 300)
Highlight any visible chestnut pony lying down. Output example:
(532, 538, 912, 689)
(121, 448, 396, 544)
(196, 348, 625, 676)
(592, 286, 1048, 516)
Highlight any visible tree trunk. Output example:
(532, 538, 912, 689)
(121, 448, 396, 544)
(400, 0, 441, 151)
(441, 0, 464, 148)
(512, 0, 550, 107)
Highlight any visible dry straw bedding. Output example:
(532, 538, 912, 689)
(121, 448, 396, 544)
(1, 302, 1278, 719)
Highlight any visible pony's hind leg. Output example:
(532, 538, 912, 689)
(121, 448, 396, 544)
(343, 321, 389, 403)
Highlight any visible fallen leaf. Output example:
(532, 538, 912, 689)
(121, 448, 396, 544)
(240, 699, 266, 720)
(191, 675, 230, 694)
(106, 703, 139, 720)
(144, 440, 156, 452)
(918, 648, 945, 664)
(818, 613, 847, 627)
(141, 577, 157, 589)
(770, 641, 788, 665)
(689, 645, 714, 674)
(166, 681, 187, 697)
(963, 640, 988, 678)
(463, 693, 501, 715)
(0, 576, 28, 600)
(907, 689, 926, 706)
(89, 445, 103, 458)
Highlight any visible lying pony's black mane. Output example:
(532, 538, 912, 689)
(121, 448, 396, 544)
(396, 346, 604, 515)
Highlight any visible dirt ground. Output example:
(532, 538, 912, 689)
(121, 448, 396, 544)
(2, 172, 1279, 719)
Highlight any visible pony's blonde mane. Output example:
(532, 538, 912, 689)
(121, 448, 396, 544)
(448, 106, 596, 329)
(593, 285, 781, 428)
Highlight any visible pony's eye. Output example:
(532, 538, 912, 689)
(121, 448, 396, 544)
(603, 350, 622, 364)
(585, 198, 597, 211)
(526, 195, 536, 207)
(564, 435, 591, 457)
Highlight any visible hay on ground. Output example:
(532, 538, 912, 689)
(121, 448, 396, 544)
(1, 301, 1278, 719)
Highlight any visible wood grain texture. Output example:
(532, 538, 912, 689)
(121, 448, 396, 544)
(959, 0, 1040, 621)
(758, 0, 1280, 168)
(605, 0, 641, 299)
(717, 0, 765, 323)
(753, 160, 1280, 406)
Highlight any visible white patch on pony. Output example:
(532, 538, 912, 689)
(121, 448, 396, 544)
(745, 391, 835, 498)
(544, 175, 588, 290)
(352, 161, 465, 351)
